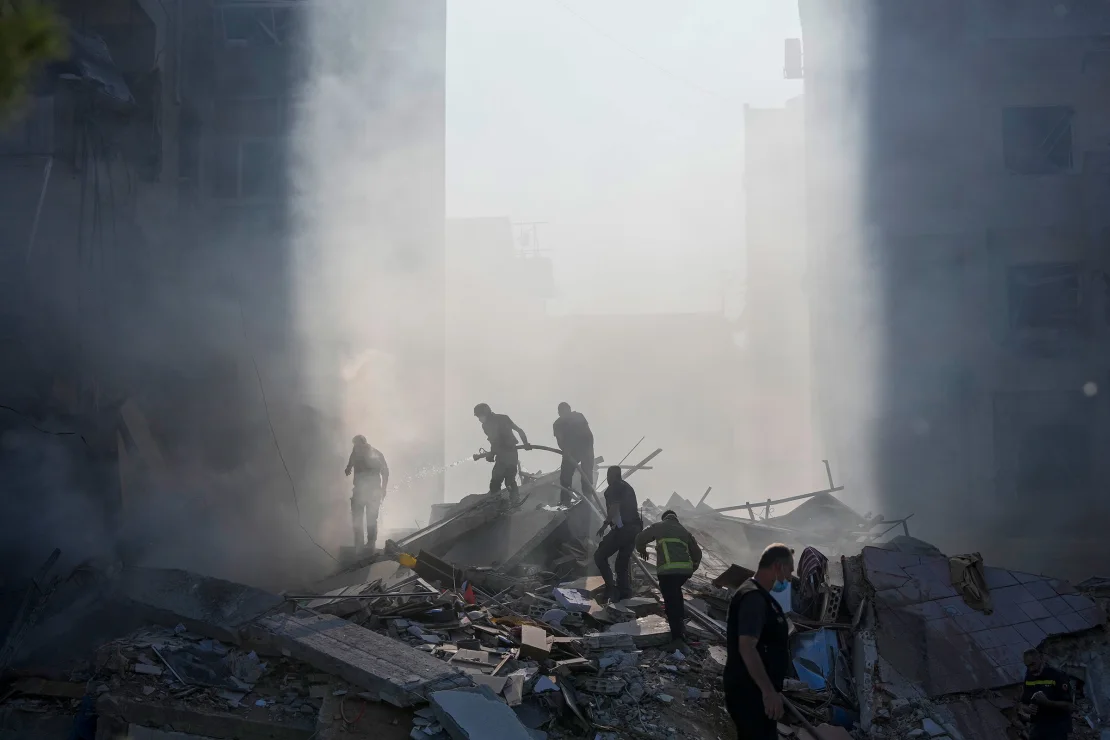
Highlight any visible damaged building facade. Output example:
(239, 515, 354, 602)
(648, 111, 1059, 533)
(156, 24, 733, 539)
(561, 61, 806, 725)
(0, 0, 447, 580)
(799, 0, 1110, 577)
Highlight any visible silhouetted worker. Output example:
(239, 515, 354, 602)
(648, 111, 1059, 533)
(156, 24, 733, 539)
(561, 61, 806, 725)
(552, 402, 595, 506)
(725, 543, 795, 740)
(1022, 647, 1074, 740)
(636, 510, 702, 648)
(473, 403, 530, 504)
(594, 465, 642, 603)
(344, 435, 389, 551)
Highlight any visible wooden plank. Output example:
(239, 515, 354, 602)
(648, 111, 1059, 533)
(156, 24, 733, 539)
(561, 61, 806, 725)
(254, 611, 471, 706)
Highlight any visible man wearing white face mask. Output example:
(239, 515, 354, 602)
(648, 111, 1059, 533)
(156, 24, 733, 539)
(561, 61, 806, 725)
(724, 543, 795, 740)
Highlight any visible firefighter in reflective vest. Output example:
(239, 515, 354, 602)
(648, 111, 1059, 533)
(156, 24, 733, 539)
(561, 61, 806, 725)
(635, 509, 702, 647)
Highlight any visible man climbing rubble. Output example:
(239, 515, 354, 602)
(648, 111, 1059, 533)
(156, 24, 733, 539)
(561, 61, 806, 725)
(552, 401, 595, 506)
(635, 509, 702, 649)
(344, 435, 389, 551)
(725, 543, 794, 740)
(473, 403, 530, 504)
(594, 464, 642, 604)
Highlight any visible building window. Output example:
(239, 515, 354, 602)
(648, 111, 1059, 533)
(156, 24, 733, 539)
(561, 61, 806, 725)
(1017, 422, 1091, 492)
(1007, 262, 1082, 330)
(1002, 106, 1074, 175)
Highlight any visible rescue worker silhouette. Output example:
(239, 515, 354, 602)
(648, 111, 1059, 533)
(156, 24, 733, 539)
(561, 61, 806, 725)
(344, 435, 389, 551)
(635, 509, 702, 649)
(552, 402, 595, 506)
(473, 403, 530, 504)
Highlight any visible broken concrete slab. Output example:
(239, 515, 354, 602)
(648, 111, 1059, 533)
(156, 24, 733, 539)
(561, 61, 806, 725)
(251, 610, 471, 706)
(860, 546, 1106, 695)
(439, 508, 567, 569)
(96, 694, 315, 740)
(430, 686, 532, 740)
(605, 615, 671, 648)
(119, 567, 289, 644)
(518, 625, 552, 661)
(310, 561, 402, 605)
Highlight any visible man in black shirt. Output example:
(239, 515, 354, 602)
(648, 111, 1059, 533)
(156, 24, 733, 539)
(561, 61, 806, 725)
(1021, 648, 1074, 740)
(474, 403, 530, 503)
(552, 402, 595, 506)
(594, 465, 642, 603)
(724, 544, 795, 740)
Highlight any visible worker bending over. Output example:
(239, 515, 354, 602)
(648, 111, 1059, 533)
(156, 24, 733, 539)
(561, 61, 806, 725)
(635, 510, 702, 648)
(552, 402, 595, 506)
(594, 465, 642, 603)
(344, 435, 389, 551)
(473, 403, 530, 504)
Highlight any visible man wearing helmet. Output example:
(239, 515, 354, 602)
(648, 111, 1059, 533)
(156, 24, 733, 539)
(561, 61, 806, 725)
(345, 435, 389, 551)
(473, 403, 530, 503)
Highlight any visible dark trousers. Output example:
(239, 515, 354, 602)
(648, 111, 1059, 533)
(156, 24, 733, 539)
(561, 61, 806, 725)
(558, 451, 595, 506)
(1029, 725, 1069, 740)
(595, 525, 640, 599)
(724, 685, 777, 740)
(658, 572, 691, 639)
(489, 453, 519, 496)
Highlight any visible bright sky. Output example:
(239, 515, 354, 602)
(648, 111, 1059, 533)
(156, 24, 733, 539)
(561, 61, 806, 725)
(446, 0, 803, 314)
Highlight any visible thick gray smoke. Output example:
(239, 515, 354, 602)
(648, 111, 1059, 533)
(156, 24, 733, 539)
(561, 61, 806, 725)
(0, 1, 446, 589)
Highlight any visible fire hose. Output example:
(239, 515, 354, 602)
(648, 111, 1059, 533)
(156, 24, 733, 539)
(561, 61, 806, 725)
(473, 444, 727, 640)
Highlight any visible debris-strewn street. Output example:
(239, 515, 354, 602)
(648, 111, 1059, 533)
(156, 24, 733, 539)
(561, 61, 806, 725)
(2, 457, 1107, 740)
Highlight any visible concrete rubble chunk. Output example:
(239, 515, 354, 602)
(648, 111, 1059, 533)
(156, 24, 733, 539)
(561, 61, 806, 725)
(605, 615, 671, 648)
(96, 695, 315, 740)
(253, 610, 471, 706)
(119, 566, 290, 644)
(430, 686, 532, 740)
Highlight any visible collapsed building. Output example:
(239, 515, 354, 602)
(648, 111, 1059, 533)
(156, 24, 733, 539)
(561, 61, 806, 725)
(3, 450, 1108, 740)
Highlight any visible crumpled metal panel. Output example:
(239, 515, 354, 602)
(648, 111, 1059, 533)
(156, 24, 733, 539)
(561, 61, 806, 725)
(862, 546, 1106, 697)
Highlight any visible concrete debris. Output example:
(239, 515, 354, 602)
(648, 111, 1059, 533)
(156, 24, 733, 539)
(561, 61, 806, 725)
(9, 465, 1110, 740)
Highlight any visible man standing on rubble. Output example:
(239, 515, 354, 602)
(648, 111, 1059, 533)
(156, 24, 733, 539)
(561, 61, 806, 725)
(473, 403, 531, 504)
(1021, 648, 1074, 740)
(724, 543, 794, 740)
(635, 510, 701, 648)
(345, 435, 389, 551)
(552, 402, 595, 506)
(594, 465, 642, 603)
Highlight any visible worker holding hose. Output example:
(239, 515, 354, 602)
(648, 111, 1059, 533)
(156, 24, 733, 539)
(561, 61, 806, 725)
(473, 403, 531, 504)
(552, 402, 595, 506)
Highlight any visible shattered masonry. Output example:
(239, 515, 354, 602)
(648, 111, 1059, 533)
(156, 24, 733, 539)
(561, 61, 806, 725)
(2, 454, 1109, 740)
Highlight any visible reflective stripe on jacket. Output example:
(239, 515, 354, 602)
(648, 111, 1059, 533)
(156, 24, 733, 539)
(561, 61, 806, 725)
(658, 537, 694, 572)
(634, 518, 702, 576)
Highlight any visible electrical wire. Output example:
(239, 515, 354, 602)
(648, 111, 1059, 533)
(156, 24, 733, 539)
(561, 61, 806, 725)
(545, 0, 724, 100)
(0, 405, 90, 448)
(236, 298, 339, 563)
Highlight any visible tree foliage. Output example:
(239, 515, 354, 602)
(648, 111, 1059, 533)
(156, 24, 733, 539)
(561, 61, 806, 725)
(0, 1, 66, 115)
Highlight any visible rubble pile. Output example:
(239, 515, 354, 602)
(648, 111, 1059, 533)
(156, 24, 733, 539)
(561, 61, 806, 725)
(3, 456, 1110, 740)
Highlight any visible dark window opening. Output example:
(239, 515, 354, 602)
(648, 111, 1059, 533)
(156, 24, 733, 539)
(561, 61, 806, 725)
(1002, 106, 1074, 175)
(1007, 262, 1082, 330)
(1017, 422, 1091, 492)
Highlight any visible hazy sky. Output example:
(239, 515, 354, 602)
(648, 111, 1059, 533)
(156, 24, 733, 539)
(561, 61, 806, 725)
(446, 0, 802, 314)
